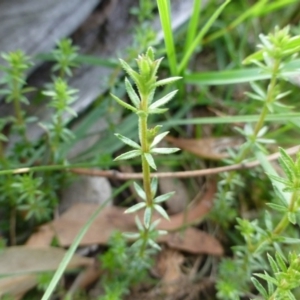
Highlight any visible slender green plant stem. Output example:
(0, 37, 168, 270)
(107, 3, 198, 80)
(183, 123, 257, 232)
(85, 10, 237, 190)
(248, 191, 298, 255)
(236, 59, 281, 163)
(12, 96, 23, 127)
(139, 116, 152, 204)
(253, 62, 280, 136)
(12, 79, 28, 143)
(273, 190, 299, 234)
(139, 97, 154, 256)
(41, 181, 131, 300)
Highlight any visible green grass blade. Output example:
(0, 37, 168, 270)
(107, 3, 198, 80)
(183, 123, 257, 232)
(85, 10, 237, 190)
(157, 0, 178, 76)
(41, 181, 132, 300)
(160, 113, 300, 126)
(185, 59, 300, 85)
(203, 0, 297, 44)
(36, 53, 118, 68)
(184, 0, 202, 53)
(252, 0, 298, 16)
(178, 0, 231, 73)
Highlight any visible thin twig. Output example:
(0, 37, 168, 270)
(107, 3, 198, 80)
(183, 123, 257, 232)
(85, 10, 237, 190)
(71, 145, 300, 180)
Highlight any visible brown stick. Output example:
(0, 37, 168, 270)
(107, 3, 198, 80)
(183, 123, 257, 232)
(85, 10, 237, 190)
(70, 145, 300, 180)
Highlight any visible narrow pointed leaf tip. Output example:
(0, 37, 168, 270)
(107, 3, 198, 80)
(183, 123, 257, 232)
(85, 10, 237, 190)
(155, 76, 182, 87)
(133, 182, 146, 201)
(154, 204, 170, 220)
(110, 93, 137, 112)
(151, 131, 169, 148)
(149, 90, 178, 109)
(125, 77, 140, 108)
(124, 202, 146, 214)
(114, 149, 141, 161)
(151, 147, 180, 154)
(119, 58, 141, 86)
(146, 47, 154, 60)
(115, 133, 140, 149)
(144, 153, 157, 170)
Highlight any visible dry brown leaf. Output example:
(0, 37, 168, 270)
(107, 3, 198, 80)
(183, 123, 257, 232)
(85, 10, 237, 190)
(0, 274, 37, 297)
(51, 206, 136, 246)
(49, 183, 222, 256)
(159, 166, 188, 214)
(0, 246, 92, 297)
(166, 136, 243, 160)
(0, 246, 92, 276)
(159, 227, 223, 256)
(25, 225, 54, 247)
(67, 264, 101, 296)
(158, 182, 216, 230)
(155, 248, 185, 295)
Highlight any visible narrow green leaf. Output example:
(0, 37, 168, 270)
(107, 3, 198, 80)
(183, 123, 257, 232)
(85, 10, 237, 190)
(154, 204, 170, 220)
(184, 0, 202, 53)
(149, 218, 161, 231)
(245, 91, 264, 101)
(124, 202, 146, 214)
(148, 238, 161, 251)
(111, 93, 137, 112)
(135, 216, 144, 231)
(278, 147, 295, 181)
(133, 182, 146, 201)
(151, 131, 169, 147)
(155, 77, 182, 87)
(254, 272, 278, 285)
(148, 108, 169, 114)
(286, 291, 297, 300)
(186, 67, 300, 86)
(158, 230, 168, 236)
(152, 57, 164, 79)
(154, 191, 175, 203)
(266, 203, 287, 212)
(243, 49, 265, 65)
(115, 133, 140, 149)
(161, 113, 300, 126)
(144, 207, 152, 228)
(144, 153, 157, 170)
(267, 253, 279, 274)
(275, 252, 287, 272)
(119, 59, 141, 83)
(251, 277, 269, 298)
(123, 232, 140, 240)
(267, 277, 274, 295)
(267, 174, 290, 186)
(125, 77, 140, 108)
(275, 90, 291, 100)
(287, 212, 296, 225)
(114, 150, 141, 161)
(146, 47, 154, 60)
(250, 81, 266, 98)
(264, 211, 273, 231)
(151, 177, 158, 197)
(149, 90, 178, 110)
(151, 147, 180, 154)
(273, 186, 288, 206)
